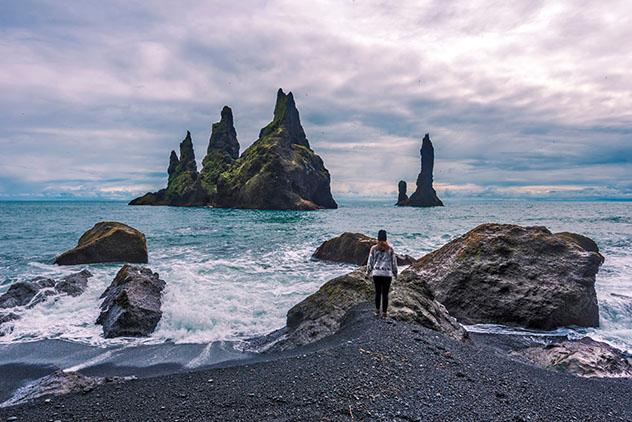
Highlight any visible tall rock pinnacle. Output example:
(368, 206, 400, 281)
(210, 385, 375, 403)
(200, 106, 240, 197)
(214, 88, 337, 210)
(397, 133, 443, 207)
(258, 88, 309, 148)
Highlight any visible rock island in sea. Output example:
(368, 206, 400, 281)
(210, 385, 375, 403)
(397, 133, 443, 207)
(130, 89, 337, 210)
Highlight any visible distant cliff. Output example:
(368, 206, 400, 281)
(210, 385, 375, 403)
(396, 133, 444, 207)
(129, 89, 337, 210)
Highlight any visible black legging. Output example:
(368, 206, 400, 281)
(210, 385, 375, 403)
(373, 276, 392, 313)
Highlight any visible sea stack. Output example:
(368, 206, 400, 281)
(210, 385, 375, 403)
(129, 90, 337, 210)
(214, 89, 337, 210)
(200, 106, 240, 200)
(129, 132, 209, 206)
(397, 133, 443, 207)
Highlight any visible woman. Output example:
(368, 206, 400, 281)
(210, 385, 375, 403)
(366, 229, 398, 318)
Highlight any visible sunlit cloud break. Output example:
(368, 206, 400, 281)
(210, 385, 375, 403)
(0, 0, 631, 200)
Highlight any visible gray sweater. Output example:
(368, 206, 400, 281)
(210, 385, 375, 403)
(366, 245, 398, 278)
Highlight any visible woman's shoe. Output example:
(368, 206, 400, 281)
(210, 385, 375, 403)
(374, 309, 380, 318)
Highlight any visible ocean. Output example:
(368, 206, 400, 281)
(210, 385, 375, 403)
(1, 199, 631, 354)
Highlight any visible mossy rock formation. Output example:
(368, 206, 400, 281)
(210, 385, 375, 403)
(313, 232, 415, 266)
(130, 89, 337, 210)
(54, 222, 148, 265)
(129, 131, 209, 206)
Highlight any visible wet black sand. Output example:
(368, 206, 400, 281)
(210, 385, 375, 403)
(1, 304, 631, 421)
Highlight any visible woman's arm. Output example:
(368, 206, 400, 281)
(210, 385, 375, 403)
(366, 247, 374, 275)
(391, 248, 398, 278)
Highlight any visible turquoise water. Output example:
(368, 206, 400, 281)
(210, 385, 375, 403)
(0, 199, 631, 352)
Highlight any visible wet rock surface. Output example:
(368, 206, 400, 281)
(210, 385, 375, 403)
(54, 222, 148, 265)
(96, 265, 166, 338)
(0, 270, 92, 333)
(2, 304, 630, 421)
(516, 337, 632, 378)
(408, 223, 603, 330)
(0, 370, 130, 407)
(313, 232, 415, 266)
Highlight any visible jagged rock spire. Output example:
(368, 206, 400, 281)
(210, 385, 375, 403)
(259, 88, 309, 148)
(178, 131, 197, 173)
(207, 106, 239, 159)
(397, 133, 443, 207)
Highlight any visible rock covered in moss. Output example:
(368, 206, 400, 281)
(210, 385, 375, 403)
(271, 267, 466, 350)
(96, 265, 165, 338)
(129, 131, 209, 206)
(200, 106, 240, 199)
(313, 232, 415, 266)
(214, 89, 337, 210)
(407, 223, 603, 330)
(55, 222, 147, 265)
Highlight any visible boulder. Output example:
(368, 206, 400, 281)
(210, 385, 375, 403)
(1, 370, 130, 407)
(214, 89, 337, 210)
(54, 222, 148, 265)
(516, 337, 632, 378)
(0, 281, 43, 308)
(54, 269, 93, 296)
(130, 131, 210, 206)
(274, 267, 466, 350)
(96, 265, 166, 338)
(397, 133, 443, 207)
(313, 232, 415, 266)
(407, 223, 603, 330)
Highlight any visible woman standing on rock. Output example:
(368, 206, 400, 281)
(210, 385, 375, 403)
(366, 229, 398, 318)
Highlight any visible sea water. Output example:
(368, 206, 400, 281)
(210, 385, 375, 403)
(0, 199, 631, 353)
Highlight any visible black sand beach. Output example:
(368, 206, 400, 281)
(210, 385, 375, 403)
(1, 304, 630, 421)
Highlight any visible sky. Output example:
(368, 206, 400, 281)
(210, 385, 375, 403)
(0, 0, 631, 201)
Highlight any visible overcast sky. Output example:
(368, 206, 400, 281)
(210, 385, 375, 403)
(1, 0, 631, 200)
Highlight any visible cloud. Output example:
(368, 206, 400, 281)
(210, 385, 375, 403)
(0, 0, 631, 200)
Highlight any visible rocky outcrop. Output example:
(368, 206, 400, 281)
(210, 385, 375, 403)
(200, 106, 240, 199)
(130, 132, 209, 206)
(0, 270, 92, 309)
(96, 265, 166, 338)
(397, 133, 443, 207)
(129, 90, 337, 210)
(0, 270, 92, 335)
(313, 232, 415, 266)
(272, 268, 466, 350)
(516, 337, 632, 378)
(54, 222, 148, 265)
(214, 89, 337, 210)
(0, 370, 130, 407)
(407, 224, 603, 330)
(396, 180, 408, 205)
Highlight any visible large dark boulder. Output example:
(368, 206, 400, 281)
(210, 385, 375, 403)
(214, 89, 337, 210)
(96, 265, 166, 338)
(407, 223, 603, 330)
(313, 232, 415, 266)
(397, 133, 443, 207)
(54, 222, 148, 265)
(273, 268, 466, 350)
(516, 337, 632, 378)
(130, 131, 209, 206)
